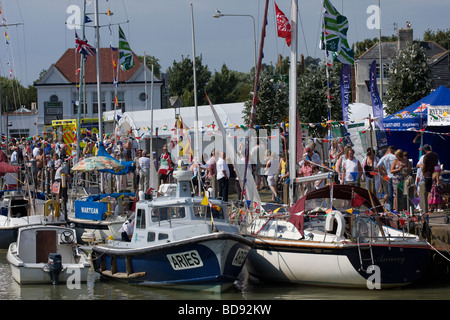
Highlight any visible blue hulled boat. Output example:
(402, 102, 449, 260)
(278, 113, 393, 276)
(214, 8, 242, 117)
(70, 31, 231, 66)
(91, 163, 252, 292)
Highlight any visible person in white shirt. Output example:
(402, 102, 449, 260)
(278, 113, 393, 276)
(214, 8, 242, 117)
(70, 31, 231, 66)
(120, 219, 134, 242)
(10, 148, 18, 163)
(139, 151, 150, 193)
(216, 152, 230, 202)
(264, 150, 279, 201)
(32, 144, 41, 158)
(377, 146, 397, 210)
(342, 148, 362, 185)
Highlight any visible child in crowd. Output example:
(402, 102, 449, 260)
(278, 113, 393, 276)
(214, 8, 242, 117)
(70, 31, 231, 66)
(429, 171, 444, 212)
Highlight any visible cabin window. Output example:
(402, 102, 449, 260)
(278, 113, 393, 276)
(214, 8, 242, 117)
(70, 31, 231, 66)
(135, 208, 146, 229)
(151, 207, 167, 222)
(158, 233, 169, 241)
(151, 206, 185, 222)
(193, 205, 224, 220)
(147, 232, 155, 242)
(169, 206, 185, 219)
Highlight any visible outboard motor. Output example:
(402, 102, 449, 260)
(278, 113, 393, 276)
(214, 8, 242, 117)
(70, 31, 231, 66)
(48, 253, 62, 285)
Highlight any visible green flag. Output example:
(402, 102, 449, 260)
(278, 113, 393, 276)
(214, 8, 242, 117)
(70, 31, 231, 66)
(320, 0, 354, 65)
(119, 26, 134, 70)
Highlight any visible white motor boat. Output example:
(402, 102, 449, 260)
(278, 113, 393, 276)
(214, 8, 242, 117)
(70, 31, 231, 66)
(6, 225, 91, 285)
(245, 184, 431, 288)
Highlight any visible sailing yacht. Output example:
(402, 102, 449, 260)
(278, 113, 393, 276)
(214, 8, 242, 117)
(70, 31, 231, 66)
(242, 0, 430, 288)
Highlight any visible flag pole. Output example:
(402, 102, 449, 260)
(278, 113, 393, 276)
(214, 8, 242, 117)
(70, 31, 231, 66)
(322, 0, 333, 209)
(288, 0, 298, 207)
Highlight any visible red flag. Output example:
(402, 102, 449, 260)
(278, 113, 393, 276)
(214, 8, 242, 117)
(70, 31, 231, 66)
(274, 2, 291, 47)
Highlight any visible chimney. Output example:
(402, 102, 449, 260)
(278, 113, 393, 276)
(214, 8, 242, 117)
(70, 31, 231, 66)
(398, 21, 413, 51)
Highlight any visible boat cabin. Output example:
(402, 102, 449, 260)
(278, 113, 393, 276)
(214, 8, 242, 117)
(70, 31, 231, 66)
(130, 196, 229, 246)
(15, 226, 79, 264)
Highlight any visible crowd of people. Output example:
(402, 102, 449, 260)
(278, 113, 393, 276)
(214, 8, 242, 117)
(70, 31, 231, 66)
(297, 140, 445, 214)
(0, 134, 446, 215)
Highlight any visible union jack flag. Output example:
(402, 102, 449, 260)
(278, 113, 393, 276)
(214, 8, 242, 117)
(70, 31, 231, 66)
(75, 31, 96, 56)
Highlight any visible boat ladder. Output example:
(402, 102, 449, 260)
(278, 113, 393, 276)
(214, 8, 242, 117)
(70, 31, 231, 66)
(357, 242, 374, 272)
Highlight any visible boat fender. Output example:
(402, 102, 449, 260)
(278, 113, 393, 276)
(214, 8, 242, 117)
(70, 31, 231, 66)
(44, 200, 60, 219)
(325, 210, 345, 239)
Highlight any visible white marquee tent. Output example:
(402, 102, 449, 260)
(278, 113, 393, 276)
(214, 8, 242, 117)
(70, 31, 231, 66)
(115, 102, 246, 139)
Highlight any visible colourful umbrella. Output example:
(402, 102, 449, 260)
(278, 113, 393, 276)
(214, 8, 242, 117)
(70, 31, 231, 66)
(71, 156, 124, 173)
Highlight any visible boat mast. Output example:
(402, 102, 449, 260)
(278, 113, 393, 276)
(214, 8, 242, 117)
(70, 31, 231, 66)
(288, 0, 298, 207)
(94, 0, 104, 192)
(75, 0, 87, 190)
(243, 0, 269, 203)
(190, 3, 201, 195)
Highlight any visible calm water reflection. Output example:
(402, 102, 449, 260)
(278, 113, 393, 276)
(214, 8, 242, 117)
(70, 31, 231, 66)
(1, 251, 449, 300)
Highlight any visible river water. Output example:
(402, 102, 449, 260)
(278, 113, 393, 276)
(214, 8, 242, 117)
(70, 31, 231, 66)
(1, 251, 449, 301)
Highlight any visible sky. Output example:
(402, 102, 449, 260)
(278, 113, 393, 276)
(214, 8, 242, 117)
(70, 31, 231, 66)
(1, 0, 449, 88)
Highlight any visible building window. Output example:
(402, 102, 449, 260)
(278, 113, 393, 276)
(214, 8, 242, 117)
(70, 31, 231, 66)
(93, 92, 106, 114)
(9, 129, 29, 139)
(374, 63, 390, 79)
(72, 92, 87, 115)
(139, 92, 148, 102)
(111, 91, 125, 112)
(49, 95, 59, 102)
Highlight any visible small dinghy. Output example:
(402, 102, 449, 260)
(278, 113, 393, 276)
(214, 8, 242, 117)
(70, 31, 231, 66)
(7, 225, 91, 285)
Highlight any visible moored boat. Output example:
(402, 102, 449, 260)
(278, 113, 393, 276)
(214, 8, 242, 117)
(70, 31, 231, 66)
(66, 192, 135, 244)
(0, 189, 66, 249)
(6, 225, 91, 285)
(91, 164, 252, 293)
(245, 184, 431, 288)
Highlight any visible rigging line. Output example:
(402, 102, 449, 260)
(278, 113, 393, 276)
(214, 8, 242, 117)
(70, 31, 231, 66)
(15, 0, 27, 86)
(1, 0, 21, 110)
(298, 4, 309, 57)
(313, 2, 323, 60)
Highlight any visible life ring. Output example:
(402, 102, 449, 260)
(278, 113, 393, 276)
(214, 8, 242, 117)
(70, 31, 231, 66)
(325, 210, 346, 239)
(44, 199, 60, 218)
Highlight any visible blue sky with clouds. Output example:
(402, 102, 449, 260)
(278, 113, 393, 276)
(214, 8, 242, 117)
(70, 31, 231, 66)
(1, 0, 449, 87)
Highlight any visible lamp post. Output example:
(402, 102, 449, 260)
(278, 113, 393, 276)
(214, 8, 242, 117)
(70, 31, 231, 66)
(213, 10, 257, 74)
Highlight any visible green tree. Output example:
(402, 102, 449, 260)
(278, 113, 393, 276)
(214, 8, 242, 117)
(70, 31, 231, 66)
(1, 77, 36, 111)
(297, 62, 344, 135)
(205, 64, 239, 104)
(242, 66, 288, 126)
(384, 43, 432, 115)
(138, 55, 161, 79)
(423, 28, 450, 50)
(166, 55, 211, 107)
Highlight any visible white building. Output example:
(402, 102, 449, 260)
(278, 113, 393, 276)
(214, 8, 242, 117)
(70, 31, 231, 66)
(35, 48, 163, 135)
(0, 106, 39, 140)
